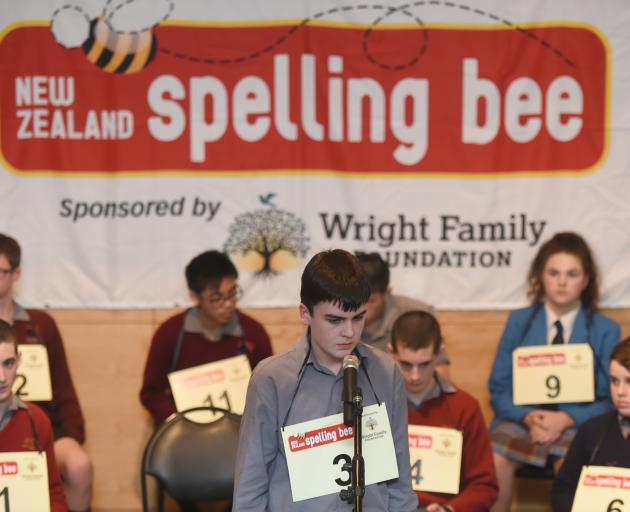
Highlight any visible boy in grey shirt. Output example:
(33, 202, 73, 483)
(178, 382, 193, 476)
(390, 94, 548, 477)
(233, 249, 417, 511)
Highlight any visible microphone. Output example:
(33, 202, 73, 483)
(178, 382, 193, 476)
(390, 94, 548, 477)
(342, 354, 359, 426)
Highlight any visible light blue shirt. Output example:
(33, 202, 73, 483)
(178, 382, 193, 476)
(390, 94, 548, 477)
(233, 333, 417, 511)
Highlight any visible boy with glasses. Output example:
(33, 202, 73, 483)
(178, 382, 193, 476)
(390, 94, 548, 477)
(140, 250, 272, 425)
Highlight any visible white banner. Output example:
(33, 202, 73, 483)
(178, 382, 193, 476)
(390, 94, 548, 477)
(1, 0, 628, 309)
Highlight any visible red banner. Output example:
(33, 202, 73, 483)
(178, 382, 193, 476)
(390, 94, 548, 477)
(0, 22, 607, 174)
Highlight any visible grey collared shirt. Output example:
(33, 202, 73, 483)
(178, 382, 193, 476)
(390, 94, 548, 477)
(407, 373, 456, 409)
(361, 294, 433, 351)
(0, 395, 27, 430)
(233, 334, 417, 511)
(12, 302, 31, 323)
(183, 307, 244, 339)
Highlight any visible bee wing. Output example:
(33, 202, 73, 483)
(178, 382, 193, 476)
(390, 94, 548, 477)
(103, 0, 173, 33)
(51, 5, 92, 48)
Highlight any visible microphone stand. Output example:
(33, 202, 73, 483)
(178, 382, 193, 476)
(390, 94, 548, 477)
(340, 387, 364, 511)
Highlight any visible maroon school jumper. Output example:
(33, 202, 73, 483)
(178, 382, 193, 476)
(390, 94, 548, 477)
(0, 399, 68, 512)
(12, 304, 85, 443)
(140, 308, 272, 424)
(408, 375, 498, 511)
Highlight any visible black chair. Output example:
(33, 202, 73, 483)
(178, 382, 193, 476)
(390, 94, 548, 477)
(141, 406, 241, 512)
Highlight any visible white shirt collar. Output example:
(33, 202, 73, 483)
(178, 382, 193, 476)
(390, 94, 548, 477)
(544, 302, 579, 344)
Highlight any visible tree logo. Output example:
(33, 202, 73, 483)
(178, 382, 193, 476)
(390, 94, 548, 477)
(223, 198, 310, 275)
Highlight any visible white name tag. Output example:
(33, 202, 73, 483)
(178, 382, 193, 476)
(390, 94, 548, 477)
(572, 465, 630, 511)
(281, 403, 398, 502)
(168, 354, 251, 422)
(408, 424, 462, 495)
(0, 451, 50, 512)
(13, 345, 53, 402)
(513, 343, 594, 405)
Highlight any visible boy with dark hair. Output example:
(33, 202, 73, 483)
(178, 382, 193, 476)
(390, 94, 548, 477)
(0, 234, 91, 512)
(389, 311, 498, 512)
(551, 336, 630, 511)
(233, 249, 417, 511)
(184, 250, 239, 295)
(355, 252, 434, 351)
(0, 319, 68, 512)
(140, 250, 272, 424)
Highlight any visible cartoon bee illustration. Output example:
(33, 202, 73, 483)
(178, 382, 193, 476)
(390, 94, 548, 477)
(50, 0, 173, 74)
(81, 17, 157, 74)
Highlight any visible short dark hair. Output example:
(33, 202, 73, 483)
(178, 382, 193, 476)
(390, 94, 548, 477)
(0, 320, 17, 351)
(185, 251, 238, 294)
(391, 310, 442, 355)
(0, 234, 21, 270)
(611, 336, 630, 372)
(301, 249, 371, 313)
(355, 252, 389, 293)
(527, 232, 599, 310)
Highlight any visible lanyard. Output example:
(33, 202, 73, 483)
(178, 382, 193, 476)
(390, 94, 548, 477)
(281, 339, 381, 430)
(169, 308, 250, 372)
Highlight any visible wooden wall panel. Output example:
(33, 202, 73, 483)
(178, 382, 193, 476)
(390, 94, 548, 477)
(44, 307, 630, 511)
(437, 311, 510, 423)
(52, 310, 156, 510)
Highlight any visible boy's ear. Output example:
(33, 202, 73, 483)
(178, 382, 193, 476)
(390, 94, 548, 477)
(298, 304, 312, 326)
(188, 290, 200, 305)
(386, 342, 394, 354)
(8, 266, 21, 288)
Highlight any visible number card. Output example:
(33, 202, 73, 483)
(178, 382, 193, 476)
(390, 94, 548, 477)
(0, 451, 50, 512)
(513, 344, 594, 405)
(571, 465, 630, 512)
(281, 403, 398, 502)
(408, 425, 463, 494)
(12, 344, 53, 401)
(168, 354, 251, 422)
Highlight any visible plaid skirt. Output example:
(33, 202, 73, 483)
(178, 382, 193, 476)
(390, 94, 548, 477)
(490, 420, 576, 467)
